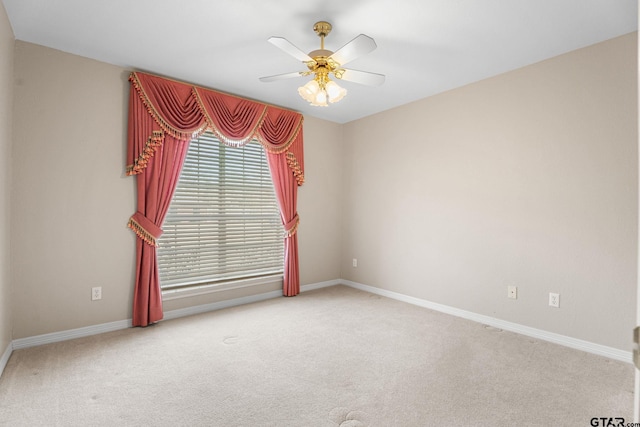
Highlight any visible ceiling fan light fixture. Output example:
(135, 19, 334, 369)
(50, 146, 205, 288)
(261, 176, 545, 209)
(298, 75, 346, 107)
(298, 79, 320, 100)
(298, 79, 327, 106)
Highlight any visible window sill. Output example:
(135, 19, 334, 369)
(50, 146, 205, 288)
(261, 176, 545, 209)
(161, 274, 284, 301)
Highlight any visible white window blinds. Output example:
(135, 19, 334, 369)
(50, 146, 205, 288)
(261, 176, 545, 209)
(157, 132, 284, 290)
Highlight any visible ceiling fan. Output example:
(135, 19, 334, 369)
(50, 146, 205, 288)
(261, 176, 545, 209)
(259, 21, 385, 107)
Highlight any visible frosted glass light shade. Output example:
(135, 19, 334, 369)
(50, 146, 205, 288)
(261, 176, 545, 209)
(326, 81, 347, 103)
(298, 80, 320, 102)
(298, 77, 346, 107)
(311, 90, 328, 107)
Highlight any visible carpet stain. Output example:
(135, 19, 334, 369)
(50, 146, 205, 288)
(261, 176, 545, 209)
(222, 335, 239, 345)
(329, 407, 370, 427)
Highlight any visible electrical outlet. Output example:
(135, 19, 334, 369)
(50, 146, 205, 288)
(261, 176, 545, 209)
(92, 286, 102, 301)
(507, 286, 517, 299)
(549, 292, 559, 308)
(352, 258, 358, 267)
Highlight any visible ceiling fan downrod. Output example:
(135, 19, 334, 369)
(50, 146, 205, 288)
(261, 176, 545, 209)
(313, 21, 332, 50)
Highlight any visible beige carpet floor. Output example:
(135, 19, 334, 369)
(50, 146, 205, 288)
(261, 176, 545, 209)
(0, 285, 634, 426)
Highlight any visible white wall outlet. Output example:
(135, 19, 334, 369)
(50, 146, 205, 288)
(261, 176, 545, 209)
(549, 292, 559, 308)
(92, 286, 102, 301)
(507, 286, 517, 299)
(352, 258, 358, 267)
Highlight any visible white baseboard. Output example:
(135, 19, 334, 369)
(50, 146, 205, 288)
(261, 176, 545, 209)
(163, 279, 339, 321)
(7, 279, 339, 356)
(12, 319, 132, 350)
(301, 278, 342, 292)
(0, 341, 12, 378)
(341, 280, 632, 364)
(163, 289, 283, 320)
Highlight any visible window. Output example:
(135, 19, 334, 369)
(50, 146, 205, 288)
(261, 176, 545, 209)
(157, 131, 284, 291)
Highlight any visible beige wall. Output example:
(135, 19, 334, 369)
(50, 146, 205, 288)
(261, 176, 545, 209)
(11, 42, 134, 338)
(297, 116, 343, 285)
(341, 33, 638, 350)
(10, 41, 343, 338)
(7, 33, 638, 352)
(0, 2, 14, 353)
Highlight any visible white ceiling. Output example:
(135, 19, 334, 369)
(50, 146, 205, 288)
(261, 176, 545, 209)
(2, 0, 637, 124)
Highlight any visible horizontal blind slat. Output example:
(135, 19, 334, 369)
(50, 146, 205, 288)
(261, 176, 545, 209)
(157, 132, 284, 288)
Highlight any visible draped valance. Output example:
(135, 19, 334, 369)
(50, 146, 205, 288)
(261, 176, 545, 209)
(126, 71, 305, 185)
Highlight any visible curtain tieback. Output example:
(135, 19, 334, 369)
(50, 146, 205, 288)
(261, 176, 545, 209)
(284, 214, 299, 237)
(127, 211, 163, 247)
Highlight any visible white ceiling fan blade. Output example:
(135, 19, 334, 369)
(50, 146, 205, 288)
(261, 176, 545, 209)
(259, 71, 305, 83)
(338, 69, 385, 86)
(268, 37, 313, 62)
(329, 34, 377, 66)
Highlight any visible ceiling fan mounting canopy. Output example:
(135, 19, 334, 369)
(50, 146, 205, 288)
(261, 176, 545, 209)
(313, 21, 332, 38)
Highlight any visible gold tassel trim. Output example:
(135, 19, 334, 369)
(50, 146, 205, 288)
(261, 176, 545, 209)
(127, 218, 158, 247)
(130, 72, 206, 141)
(286, 151, 305, 186)
(193, 87, 267, 148)
(126, 131, 164, 176)
(210, 128, 255, 148)
(285, 217, 299, 238)
(257, 117, 303, 155)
